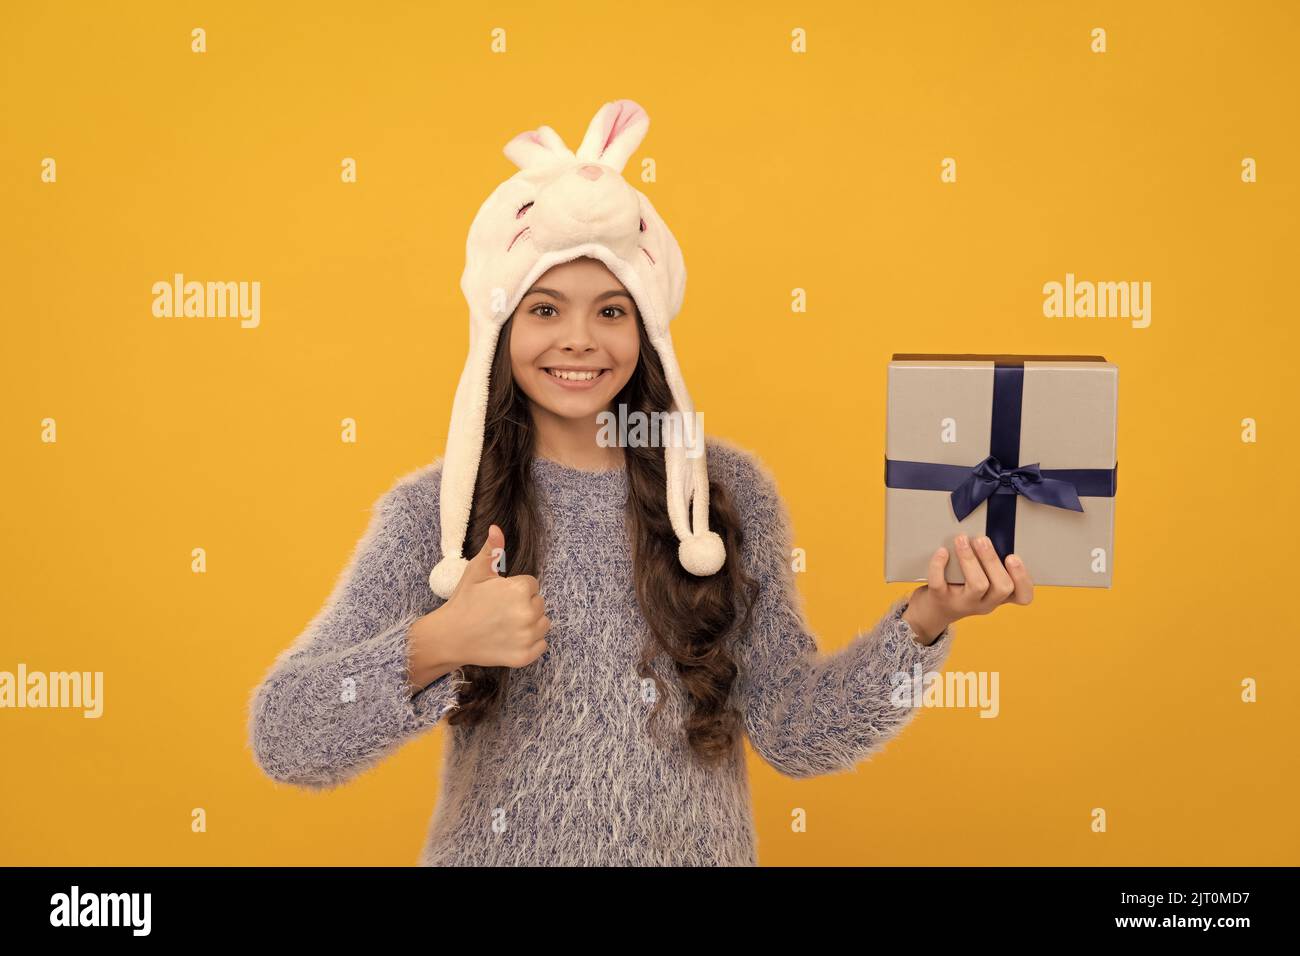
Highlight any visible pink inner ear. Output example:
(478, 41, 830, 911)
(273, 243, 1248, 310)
(601, 100, 644, 156)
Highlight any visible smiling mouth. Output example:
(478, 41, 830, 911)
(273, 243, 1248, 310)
(543, 368, 610, 382)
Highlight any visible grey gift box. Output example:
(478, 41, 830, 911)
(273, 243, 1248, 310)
(884, 354, 1118, 588)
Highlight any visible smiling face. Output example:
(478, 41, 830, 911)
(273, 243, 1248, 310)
(508, 256, 641, 430)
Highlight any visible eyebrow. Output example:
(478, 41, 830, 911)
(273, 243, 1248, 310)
(523, 287, 632, 303)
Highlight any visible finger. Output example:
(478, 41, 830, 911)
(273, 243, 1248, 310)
(511, 573, 541, 598)
(972, 535, 1016, 606)
(926, 546, 950, 596)
(514, 592, 544, 624)
(1004, 553, 1035, 605)
(954, 534, 989, 599)
(465, 524, 506, 580)
(519, 636, 548, 666)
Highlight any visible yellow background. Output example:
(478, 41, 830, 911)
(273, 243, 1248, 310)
(2, 1, 1296, 865)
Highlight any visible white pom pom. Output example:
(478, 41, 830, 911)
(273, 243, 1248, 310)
(429, 554, 469, 600)
(678, 530, 726, 576)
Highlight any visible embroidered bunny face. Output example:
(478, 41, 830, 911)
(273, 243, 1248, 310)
(499, 165, 642, 262)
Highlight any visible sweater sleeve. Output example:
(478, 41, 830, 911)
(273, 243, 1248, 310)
(726, 450, 956, 780)
(246, 475, 467, 790)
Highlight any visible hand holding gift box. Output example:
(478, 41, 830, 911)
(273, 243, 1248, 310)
(885, 354, 1119, 589)
(900, 530, 1037, 643)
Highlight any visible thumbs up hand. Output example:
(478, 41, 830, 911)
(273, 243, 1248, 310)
(436, 524, 551, 670)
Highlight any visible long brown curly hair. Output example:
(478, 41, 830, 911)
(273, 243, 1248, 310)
(443, 300, 760, 767)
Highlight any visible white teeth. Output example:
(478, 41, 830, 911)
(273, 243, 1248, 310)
(545, 368, 602, 381)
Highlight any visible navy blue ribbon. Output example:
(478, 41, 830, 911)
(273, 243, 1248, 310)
(884, 361, 1117, 560)
(950, 456, 1083, 520)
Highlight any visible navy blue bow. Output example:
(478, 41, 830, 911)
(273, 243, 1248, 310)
(949, 454, 1084, 522)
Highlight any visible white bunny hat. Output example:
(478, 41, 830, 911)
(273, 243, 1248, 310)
(427, 98, 726, 599)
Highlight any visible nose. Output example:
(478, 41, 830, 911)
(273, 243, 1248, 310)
(557, 314, 599, 352)
(577, 164, 603, 181)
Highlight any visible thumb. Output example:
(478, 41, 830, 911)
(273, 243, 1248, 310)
(463, 523, 506, 582)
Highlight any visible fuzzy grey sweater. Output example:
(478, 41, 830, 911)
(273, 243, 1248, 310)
(246, 437, 955, 866)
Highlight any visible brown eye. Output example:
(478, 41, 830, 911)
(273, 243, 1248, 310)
(517, 202, 534, 218)
(638, 218, 646, 232)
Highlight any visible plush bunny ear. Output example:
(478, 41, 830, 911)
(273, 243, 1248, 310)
(503, 124, 575, 170)
(575, 99, 648, 174)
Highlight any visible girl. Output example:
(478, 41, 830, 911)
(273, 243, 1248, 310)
(247, 99, 1034, 866)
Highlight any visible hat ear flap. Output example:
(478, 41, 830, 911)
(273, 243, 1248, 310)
(429, 323, 502, 599)
(575, 99, 648, 174)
